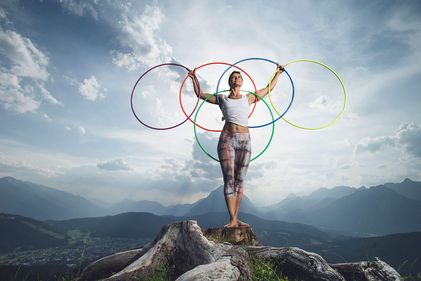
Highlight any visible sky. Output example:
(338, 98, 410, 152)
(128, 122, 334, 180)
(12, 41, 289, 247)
(0, 0, 420, 207)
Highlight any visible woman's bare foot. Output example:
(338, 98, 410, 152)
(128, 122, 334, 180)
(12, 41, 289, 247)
(224, 220, 238, 228)
(224, 223, 238, 228)
(238, 220, 250, 227)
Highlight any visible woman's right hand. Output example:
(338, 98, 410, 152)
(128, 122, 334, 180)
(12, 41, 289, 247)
(188, 69, 196, 79)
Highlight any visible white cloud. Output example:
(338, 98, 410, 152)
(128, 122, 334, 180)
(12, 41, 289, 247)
(78, 126, 86, 135)
(355, 135, 396, 154)
(0, 138, 87, 178)
(39, 83, 62, 105)
(65, 74, 106, 101)
(64, 124, 86, 134)
(0, 155, 57, 178)
(355, 122, 421, 158)
(0, 7, 8, 21)
(111, 4, 172, 70)
(58, 0, 99, 20)
(110, 50, 141, 72)
(0, 29, 49, 80)
(0, 26, 61, 113)
(396, 123, 421, 158)
(0, 67, 40, 113)
(309, 95, 341, 112)
(387, 5, 421, 57)
(94, 128, 183, 155)
(97, 158, 131, 171)
(78, 75, 105, 101)
(42, 113, 52, 122)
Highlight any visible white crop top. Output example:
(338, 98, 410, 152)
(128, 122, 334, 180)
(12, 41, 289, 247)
(219, 94, 249, 127)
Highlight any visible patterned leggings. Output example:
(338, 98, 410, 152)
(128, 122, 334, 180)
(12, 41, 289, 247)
(217, 131, 252, 197)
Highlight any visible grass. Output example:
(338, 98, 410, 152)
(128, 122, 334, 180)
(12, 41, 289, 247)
(21, 221, 66, 240)
(143, 263, 174, 281)
(250, 257, 289, 281)
(402, 273, 421, 281)
(215, 236, 233, 244)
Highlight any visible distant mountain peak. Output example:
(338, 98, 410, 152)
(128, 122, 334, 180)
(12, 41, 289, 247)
(0, 177, 103, 220)
(209, 185, 224, 194)
(1, 176, 18, 182)
(286, 193, 299, 199)
(403, 178, 413, 183)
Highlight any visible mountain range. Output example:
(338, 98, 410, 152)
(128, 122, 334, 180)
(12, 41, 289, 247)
(0, 213, 66, 253)
(1, 176, 421, 236)
(0, 211, 338, 254)
(0, 177, 102, 220)
(264, 178, 421, 235)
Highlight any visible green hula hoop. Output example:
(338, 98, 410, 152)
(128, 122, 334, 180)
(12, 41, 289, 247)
(194, 90, 275, 162)
(268, 59, 347, 130)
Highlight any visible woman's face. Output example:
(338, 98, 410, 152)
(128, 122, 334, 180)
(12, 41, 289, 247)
(229, 72, 243, 88)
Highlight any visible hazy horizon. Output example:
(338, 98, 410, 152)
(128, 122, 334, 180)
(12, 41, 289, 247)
(0, 175, 416, 208)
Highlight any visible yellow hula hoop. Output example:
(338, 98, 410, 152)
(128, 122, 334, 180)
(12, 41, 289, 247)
(267, 59, 347, 130)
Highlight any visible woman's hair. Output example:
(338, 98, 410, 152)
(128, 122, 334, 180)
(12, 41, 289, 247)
(228, 71, 242, 88)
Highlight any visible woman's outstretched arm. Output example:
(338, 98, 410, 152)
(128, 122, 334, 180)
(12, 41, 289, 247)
(248, 64, 285, 104)
(188, 70, 218, 104)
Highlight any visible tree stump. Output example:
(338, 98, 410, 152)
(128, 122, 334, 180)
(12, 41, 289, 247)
(79, 220, 401, 281)
(203, 225, 260, 246)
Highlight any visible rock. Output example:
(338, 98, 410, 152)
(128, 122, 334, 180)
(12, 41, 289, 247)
(331, 257, 401, 281)
(79, 220, 401, 281)
(203, 226, 260, 246)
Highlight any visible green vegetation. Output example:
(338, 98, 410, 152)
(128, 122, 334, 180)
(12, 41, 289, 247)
(213, 236, 232, 244)
(55, 272, 79, 281)
(250, 257, 289, 281)
(402, 273, 421, 281)
(67, 229, 93, 245)
(21, 221, 66, 240)
(398, 259, 421, 280)
(144, 263, 175, 281)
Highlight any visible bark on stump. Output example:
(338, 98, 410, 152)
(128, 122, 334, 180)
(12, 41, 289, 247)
(79, 247, 149, 281)
(203, 225, 260, 246)
(245, 245, 346, 281)
(331, 258, 401, 281)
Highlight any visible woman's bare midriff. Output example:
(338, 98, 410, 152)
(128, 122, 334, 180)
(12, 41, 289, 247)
(223, 122, 249, 133)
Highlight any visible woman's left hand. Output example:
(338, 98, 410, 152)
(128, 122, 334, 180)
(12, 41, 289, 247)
(277, 64, 285, 73)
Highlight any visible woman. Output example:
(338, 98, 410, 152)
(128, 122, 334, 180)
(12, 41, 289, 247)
(188, 64, 284, 228)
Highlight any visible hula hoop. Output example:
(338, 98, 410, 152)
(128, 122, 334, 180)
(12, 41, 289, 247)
(194, 90, 275, 162)
(268, 59, 347, 130)
(215, 57, 295, 128)
(131, 63, 200, 130)
(179, 61, 258, 133)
